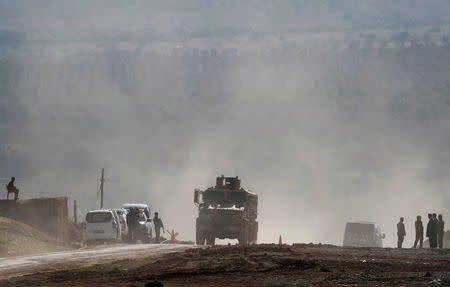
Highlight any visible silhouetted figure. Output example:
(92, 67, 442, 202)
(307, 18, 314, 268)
(414, 215, 423, 248)
(427, 214, 438, 248)
(397, 217, 406, 248)
(426, 214, 435, 248)
(438, 214, 445, 249)
(153, 212, 164, 242)
(126, 207, 140, 243)
(7, 177, 19, 200)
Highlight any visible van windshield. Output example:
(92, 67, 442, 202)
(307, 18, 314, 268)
(86, 212, 112, 223)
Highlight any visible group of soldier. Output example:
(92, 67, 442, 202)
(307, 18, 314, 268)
(125, 207, 165, 243)
(397, 214, 445, 249)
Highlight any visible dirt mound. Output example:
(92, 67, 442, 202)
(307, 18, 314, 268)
(65, 221, 83, 243)
(0, 197, 68, 241)
(0, 216, 55, 243)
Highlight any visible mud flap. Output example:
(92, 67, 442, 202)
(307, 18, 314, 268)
(238, 223, 248, 245)
(196, 229, 205, 245)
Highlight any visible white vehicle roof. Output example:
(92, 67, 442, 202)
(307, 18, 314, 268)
(122, 203, 149, 208)
(87, 209, 113, 213)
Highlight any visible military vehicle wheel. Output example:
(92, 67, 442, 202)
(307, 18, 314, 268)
(206, 234, 215, 246)
(196, 229, 205, 245)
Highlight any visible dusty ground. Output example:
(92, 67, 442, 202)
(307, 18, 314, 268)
(0, 243, 193, 280)
(0, 244, 448, 286)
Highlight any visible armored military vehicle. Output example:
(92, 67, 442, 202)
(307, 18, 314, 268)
(194, 176, 258, 245)
(343, 221, 385, 248)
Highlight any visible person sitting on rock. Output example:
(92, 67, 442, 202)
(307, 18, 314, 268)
(7, 177, 19, 200)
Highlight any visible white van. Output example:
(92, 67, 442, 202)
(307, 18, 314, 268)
(111, 208, 128, 237)
(343, 221, 385, 248)
(83, 210, 120, 243)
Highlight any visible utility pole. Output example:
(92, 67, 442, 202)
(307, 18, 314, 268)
(73, 200, 77, 223)
(100, 168, 104, 209)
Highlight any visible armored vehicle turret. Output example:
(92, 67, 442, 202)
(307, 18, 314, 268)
(194, 176, 258, 245)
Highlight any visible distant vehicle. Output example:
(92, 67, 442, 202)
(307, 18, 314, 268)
(111, 208, 128, 237)
(194, 176, 258, 245)
(343, 221, 385, 248)
(122, 203, 150, 218)
(83, 210, 121, 244)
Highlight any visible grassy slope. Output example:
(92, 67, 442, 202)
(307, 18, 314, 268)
(0, 229, 72, 257)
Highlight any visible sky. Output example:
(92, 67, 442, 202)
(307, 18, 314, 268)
(1, 1, 450, 247)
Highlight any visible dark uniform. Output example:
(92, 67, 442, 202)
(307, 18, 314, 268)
(426, 214, 433, 248)
(397, 217, 406, 248)
(153, 212, 164, 242)
(126, 207, 140, 242)
(438, 214, 445, 249)
(427, 214, 438, 248)
(414, 216, 423, 248)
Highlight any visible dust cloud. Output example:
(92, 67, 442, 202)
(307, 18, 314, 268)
(1, 1, 450, 247)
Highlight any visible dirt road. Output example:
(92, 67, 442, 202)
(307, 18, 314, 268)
(1, 244, 449, 286)
(0, 243, 193, 279)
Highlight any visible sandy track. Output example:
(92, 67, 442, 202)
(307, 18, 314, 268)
(0, 243, 194, 279)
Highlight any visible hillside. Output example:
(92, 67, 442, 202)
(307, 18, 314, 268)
(0, 217, 72, 257)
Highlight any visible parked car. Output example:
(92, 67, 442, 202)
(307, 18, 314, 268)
(83, 209, 121, 244)
(108, 209, 123, 240)
(343, 221, 385, 248)
(111, 208, 128, 238)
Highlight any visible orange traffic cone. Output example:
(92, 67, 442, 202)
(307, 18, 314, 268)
(170, 229, 176, 244)
(278, 235, 282, 246)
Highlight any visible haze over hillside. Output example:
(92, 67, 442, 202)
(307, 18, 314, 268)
(1, 1, 450, 247)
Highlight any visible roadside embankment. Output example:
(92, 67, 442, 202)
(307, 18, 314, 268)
(0, 217, 73, 257)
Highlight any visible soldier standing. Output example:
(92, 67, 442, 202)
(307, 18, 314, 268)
(426, 213, 434, 248)
(126, 207, 139, 243)
(397, 217, 406, 248)
(414, 215, 423, 248)
(430, 213, 439, 248)
(153, 212, 164, 242)
(438, 214, 445, 249)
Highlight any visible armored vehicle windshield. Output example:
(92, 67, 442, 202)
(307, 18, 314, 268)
(202, 190, 246, 208)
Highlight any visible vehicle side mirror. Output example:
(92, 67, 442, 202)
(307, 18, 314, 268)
(194, 189, 200, 204)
